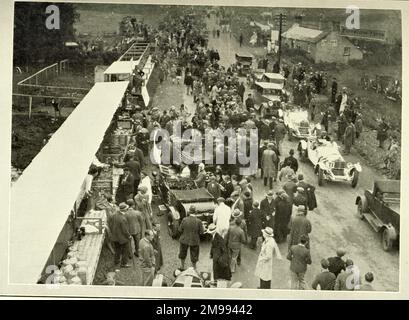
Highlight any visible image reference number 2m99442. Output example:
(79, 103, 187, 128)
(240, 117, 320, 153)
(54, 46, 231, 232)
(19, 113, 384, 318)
(200, 304, 253, 315)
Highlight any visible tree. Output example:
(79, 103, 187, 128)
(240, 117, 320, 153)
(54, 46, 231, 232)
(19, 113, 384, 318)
(13, 2, 79, 66)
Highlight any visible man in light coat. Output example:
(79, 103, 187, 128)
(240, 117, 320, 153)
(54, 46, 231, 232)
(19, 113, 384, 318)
(254, 227, 282, 289)
(261, 143, 277, 189)
(213, 197, 232, 238)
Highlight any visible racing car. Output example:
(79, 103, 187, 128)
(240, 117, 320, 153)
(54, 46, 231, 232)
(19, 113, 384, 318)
(283, 108, 316, 141)
(298, 138, 361, 187)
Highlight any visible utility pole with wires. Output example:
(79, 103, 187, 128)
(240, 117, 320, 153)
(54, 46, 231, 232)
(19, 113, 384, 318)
(274, 13, 287, 69)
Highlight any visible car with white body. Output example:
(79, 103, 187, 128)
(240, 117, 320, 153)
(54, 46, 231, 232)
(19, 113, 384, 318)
(298, 138, 361, 187)
(283, 108, 316, 141)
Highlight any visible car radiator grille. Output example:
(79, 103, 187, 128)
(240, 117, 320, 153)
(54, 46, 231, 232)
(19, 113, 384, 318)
(299, 127, 309, 134)
(332, 168, 345, 176)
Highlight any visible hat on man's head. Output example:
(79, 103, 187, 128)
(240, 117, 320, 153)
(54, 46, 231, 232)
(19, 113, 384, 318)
(262, 227, 274, 238)
(336, 248, 346, 257)
(118, 203, 129, 211)
(232, 209, 242, 218)
(188, 205, 197, 214)
(289, 149, 295, 155)
(217, 197, 225, 203)
(253, 201, 259, 208)
(297, 205, 306, 212)
(267, 190, 274, 197)
(298, 173, 304, 181)
(206, 223, 217, 235)
(296, 187, 304, 193)
(231, 191, 240, 198)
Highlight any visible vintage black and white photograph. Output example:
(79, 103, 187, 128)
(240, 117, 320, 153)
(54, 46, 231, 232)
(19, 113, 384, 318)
(4, 0, 404, 296)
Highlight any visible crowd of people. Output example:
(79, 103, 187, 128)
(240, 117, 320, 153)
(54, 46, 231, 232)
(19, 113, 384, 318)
(92, 8, 386, 290)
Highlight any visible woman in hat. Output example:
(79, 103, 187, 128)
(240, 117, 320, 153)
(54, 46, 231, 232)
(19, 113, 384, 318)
(254, 227, 282, 289)
(207, 224, 232, 281)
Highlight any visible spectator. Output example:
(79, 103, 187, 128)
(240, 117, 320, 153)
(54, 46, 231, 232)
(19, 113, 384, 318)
(287, 235, 312, 290)
(178, 205, 204, 270)
(327, 248, 346, 278)
(213, 197, 232, 237)
(247, 201, 264, 249)
(110, 203, 132, 268)
(312, 259, 336, 290)
(359, 272, 375, 291)
(125, 199, 143, 258)
(207, 223, 232, 281)
(261, 143, 278, 189)
(288, 205, 312, 249)
(377, 117, 390, 149)
(255, 227, 282, 289)
(283, 149, 299, 173)
(226, 217, 246, 273)
(138, 230, 156, 286)
(334, 259, 360, 291)
(151, 220, 163, 272)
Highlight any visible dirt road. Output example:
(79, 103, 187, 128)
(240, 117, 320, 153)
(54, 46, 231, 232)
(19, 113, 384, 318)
(152, 16, 400, 291)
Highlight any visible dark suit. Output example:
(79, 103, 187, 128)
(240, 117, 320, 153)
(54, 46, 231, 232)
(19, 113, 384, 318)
(312, 271, 336, 290)
(109, 212, 131, 266)
(125, 160, 141, 193)
(287, 244, 312, 290)
(178, 215, 204, 264)
(210, 233, 232, 280)
(288, 214, 312, 249)
(126, 208, 143, 255)
(283, 155, 298, 173)
(117, 172, 135, 203)
(327, 256, 346, 278)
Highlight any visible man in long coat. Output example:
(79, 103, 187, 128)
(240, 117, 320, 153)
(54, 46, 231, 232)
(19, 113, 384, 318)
(134, 186, 152, 231)
(208, 224, 232, 281)
(260, 190, 275, 228)
(213, 198, 231, 237)
(288, 205, 312, 249)
(274, 190, 293, 243)
(116, 168, 135, 204)
(261, 144, 277, 189)
(247, 201, 265, 249)
(343, 121, 356, 155)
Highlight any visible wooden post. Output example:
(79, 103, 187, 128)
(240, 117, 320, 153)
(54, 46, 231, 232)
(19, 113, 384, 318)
(28, 95, 32, 119)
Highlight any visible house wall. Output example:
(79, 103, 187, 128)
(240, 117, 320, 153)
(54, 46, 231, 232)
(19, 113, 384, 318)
(314, 31, 363, 63)
(282, 38, 317, 61)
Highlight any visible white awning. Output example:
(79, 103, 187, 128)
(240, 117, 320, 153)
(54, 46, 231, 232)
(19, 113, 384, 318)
(263, 72, 285, 80)
(9, 81, 129, 284)
(103, 60, 137, 75)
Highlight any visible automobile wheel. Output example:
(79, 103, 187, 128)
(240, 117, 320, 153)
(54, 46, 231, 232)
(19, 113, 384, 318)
(351, 171, 359, 188)
(357, 199, 366, 220)
(318, 168, 324, 186)
(382, 228, 394, 252)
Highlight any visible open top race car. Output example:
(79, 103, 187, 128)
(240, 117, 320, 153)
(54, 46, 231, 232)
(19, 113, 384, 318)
(153, 267, 243, 288)
(298, 138, 361, 187)
(158, 165, 216, 239)
(283, 108, 316, 141)
(356, 180, 400, 251)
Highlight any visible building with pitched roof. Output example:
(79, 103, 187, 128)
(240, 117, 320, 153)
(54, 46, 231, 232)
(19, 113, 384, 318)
(282, 23, 363, 63)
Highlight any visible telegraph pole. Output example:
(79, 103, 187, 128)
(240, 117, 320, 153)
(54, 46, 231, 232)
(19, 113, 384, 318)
(275, 13, 287, 69)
